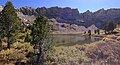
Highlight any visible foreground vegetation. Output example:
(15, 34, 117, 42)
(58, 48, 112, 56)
(0, 42, 33, 65)
(45, 35, 120, 65)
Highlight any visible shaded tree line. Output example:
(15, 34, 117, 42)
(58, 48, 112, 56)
(104, 21, 116, 34)
(84, 21, 116, 35)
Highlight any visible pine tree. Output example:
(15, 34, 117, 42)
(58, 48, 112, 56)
(31, 15, 50, 65)
(103, 25, 108, 34)
(0, 12, 3, 49)
(1, 1, 21, 48)
(107, 21, 115, 33)
(104, 21, 115, 34)
(97, 29, 100, 35)
(94, 30, 97, 34)
(88, 30, 91, 36)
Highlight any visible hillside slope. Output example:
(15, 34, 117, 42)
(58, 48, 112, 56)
(17, 7, 120, 28)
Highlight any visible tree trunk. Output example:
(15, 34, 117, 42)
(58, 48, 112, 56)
(36, 42, 44, 65)
(7, 31, 11, 49)
(36, 46, 41, 65)
(0, 34, 2, 50)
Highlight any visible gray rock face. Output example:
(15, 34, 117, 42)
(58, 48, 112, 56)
(1, 6, 120, 29)
(17, 7, 120, 29)
(17, 6, 38, 16)
(49, 18, 98, 32)
(17, 12, 36, 23)
(17, 7, 82, 25)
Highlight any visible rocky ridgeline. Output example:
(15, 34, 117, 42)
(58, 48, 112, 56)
(1, 6, 120, 29)
(16, 7, 120, 29)
(17, 7, 81, 26)
(0, 6, 98, 32)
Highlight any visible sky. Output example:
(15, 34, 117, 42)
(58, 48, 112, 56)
(0, 0, 120, 13)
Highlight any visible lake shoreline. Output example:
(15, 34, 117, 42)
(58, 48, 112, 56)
(52, 32, 83, 35)
(52, 32, 107, 38)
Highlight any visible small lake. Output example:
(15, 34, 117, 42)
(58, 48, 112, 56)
(53, 34, 103, 46)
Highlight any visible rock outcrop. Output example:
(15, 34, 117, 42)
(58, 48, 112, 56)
(17, 7, 81, 25)
(17, 7, 120, 29)
(17, 12, 36, 23)
(49, 18, 98, 32)
(1, 6, 120, 29)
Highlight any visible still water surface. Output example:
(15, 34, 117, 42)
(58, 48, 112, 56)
(53, 34, 102, 46)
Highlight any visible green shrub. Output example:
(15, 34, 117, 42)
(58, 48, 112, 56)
(0, 42, 34, 65)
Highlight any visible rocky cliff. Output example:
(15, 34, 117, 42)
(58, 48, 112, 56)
(17, 6, 81, 25)
(0, 6, 120, 29)
(17, 7, 120, 29)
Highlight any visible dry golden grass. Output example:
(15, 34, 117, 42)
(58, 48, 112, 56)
(45, 34, 120, 65)
(0, 42, 34, 65)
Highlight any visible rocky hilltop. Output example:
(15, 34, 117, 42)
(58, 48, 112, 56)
(0, 6, 98, 33)
(0, 6, 120, 29)
(17, 7, 120, 29)
(17, 7, 81, 25)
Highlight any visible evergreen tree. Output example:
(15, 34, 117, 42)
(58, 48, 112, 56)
(88, 30, 91, 35)
(104, 21, 115, 34)
(0, 12, 3, 49)
(94, 30, 97, 34)
(1, 1, 21, 48)
(103, 25, 107, 34)
(97, 29, 100, 35)
(107, 21, 115, 32)
(31, 16, 51, 65)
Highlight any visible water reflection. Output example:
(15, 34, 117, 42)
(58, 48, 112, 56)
(53, 34, 102, 46)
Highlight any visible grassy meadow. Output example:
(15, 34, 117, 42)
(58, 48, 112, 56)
(45, 34, 120, 65)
